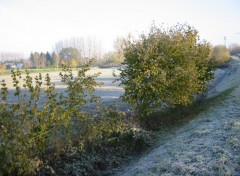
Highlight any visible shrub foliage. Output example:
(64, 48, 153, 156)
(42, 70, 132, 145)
(118, 24, 215, 117)
(0, 63, 100, 174)
(0, 63, 151, 175)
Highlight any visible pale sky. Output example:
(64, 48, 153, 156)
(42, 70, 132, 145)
(0, 0, 240, 56)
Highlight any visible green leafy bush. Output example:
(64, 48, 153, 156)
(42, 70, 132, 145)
(0, 63, 100, 175)
(117, 24, 215, 117)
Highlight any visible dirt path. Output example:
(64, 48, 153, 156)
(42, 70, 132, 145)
(117, 58, 240, 176)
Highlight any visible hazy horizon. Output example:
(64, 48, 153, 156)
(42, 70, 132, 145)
(0, 0, 240, 56)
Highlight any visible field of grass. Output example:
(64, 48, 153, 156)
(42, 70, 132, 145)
(0, 67, 62, 75)
(0, 67, 124, 106)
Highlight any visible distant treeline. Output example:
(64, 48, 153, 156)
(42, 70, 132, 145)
(0, 37, 127, 70)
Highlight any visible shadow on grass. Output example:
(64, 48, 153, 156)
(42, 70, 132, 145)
(141, 87, 236, 131)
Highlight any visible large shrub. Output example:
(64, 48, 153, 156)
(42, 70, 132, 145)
(209, 45, 230, 67)
(118, 24, 215, 117)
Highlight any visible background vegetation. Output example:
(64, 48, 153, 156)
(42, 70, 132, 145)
(209, 45, 231, 67)
(228, 43, 240, 56)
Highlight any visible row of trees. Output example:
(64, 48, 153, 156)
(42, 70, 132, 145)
(30, 49, 84, 69)
(1, 37, 239, 70)
(54, 37, 102, 67)
(29, 37, 126, 69)
(30, 51, 58, 68)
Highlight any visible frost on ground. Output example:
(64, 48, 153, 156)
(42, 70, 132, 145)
(92, 68, 124, 102)
(116, 58, 240, 176)
(0, 67, 124, 107)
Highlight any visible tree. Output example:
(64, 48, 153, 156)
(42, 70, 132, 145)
(29, 52, 46, 69)
(102, 51, 122, 64)
(100, 37, 128, 66)
(46, 51, 53, 66)
(23, 60, 31, 69)
(113, 37, 127, 63)
(39, 52, 46, 68)
(209, 45, 230, 67)
(54, 37, 103, 66)
(52, 52, 60, 70)
(70, 59, 78, 68)
(30, 52, 40, 69)
(59, 47, 80, 67)
(0, 64, 6, 72)
(118, 24, 214, 117)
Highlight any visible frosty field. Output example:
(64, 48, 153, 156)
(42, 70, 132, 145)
(0, 67, 124, 105)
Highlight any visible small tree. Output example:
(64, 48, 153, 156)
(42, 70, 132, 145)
(59, 47, 81, 67)
(118, 24, 214, 117)
(113, 37, 127, 63)
(209, 45, 230, 67)
(46, 51, 53, 67)
(102, 52, 122, 65)
(52, 51, 60, 70)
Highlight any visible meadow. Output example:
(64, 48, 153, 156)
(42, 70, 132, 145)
(0, 67, 124, 106)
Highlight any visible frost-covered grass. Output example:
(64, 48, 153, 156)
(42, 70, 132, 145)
(117, 58, 240, 176)
(0, 67, 124, 105)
